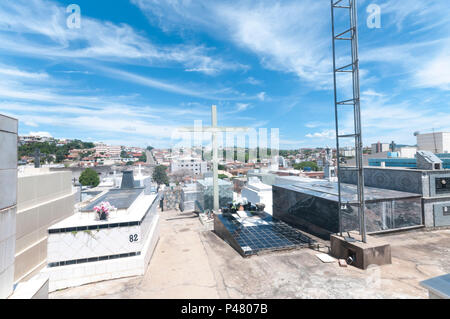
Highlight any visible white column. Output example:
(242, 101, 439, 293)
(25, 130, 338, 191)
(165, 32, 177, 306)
(0, 114, 18, 299)
(211, 105, 219, 212)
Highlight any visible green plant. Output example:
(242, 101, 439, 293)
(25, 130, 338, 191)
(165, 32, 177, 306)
(293, 161, 319, 172)
(79, 168, 100, 187)
(84, 230, 97, 239)
(152, 165, 169, 187)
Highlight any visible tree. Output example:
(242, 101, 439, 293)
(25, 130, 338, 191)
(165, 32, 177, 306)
(293, 161, 319, 172)
(171, 169, 193, 184)
(218, 174, 228, 180)
(146, 146, 154, 151)
(55, 150, 66, 163)
(139, 153, 147, 162)
(120, 150, 128, 158)
(152, 165, 169, 189)
(79, 168, 100, 187)
(218, 164, 226, 171)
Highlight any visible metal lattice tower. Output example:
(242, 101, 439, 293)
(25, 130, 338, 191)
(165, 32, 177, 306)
(331, 0, 367, 242)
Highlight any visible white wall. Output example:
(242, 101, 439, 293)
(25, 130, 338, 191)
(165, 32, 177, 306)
(417, 132, 450, 153)
(0, 114, 18, 299)
(399, 147, 417, 158)
(443, 132, 450, 154)
(15, 170, 75, 283)
(241, 183, 273, 215)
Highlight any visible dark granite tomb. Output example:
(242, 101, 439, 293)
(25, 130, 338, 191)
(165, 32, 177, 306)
(273, 180, 423, 240)
(214, 211, 314, 257)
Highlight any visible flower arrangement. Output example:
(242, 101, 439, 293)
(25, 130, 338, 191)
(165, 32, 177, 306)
(93, 202, 115, 221)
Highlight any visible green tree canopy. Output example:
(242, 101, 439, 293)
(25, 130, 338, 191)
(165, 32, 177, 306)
(139, 153, 147, 162)
(18, 139, 94, 163)
(293, 161, 319, 172)
(152, 165, 169, 187)
(79, 168, 100, 187)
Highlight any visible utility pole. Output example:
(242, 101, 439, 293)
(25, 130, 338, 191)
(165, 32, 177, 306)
(331, 0, 367, 242)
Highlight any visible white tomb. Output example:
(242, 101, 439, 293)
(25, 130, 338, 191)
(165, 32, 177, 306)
(43, 188, 160, 292)
(241, 178, 273, 215)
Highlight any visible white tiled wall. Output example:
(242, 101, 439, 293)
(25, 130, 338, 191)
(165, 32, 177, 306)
(0, 114, 18, 299)
(44, 214, 160, 292)
(15, 182, 76, 283)
(47, 225, 142, 263)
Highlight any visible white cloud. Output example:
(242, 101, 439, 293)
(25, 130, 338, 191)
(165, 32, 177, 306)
(0, 66, 48, 79)
(306, 130, 335, 139)
(305, 122, 324, 129)
(257, 92, 266, 101)
(361, 37, 450, 91)
(29, 131, 52, 138)
(415, 52, 450, 91)
(379, 0, 450, 33)
(23, 120, 38, 127)
(245, 77, 261, 85)
(236, 103, 250, 111)
(132, 0, 332, 88)
(343, 89, 450, 145)
(0, 0, 244, 75)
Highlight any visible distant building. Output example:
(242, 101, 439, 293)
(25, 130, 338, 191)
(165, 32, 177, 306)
(170, 157, 207, 176)
(341, 147, 356, 157)
(368, 153, 450, 169)
(19, 134, 55, 146)
(95, 143, 122, 158)
(398, 146, 417, 158)
(417, 132, 450, 154)
(371, 142, 390, 154)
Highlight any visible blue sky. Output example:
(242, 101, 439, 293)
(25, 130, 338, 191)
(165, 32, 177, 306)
(0, 0, 449, 149)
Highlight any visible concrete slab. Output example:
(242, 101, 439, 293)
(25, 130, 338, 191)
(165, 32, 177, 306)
(330, 231, 392, 269)
(50, 210, 450, 299)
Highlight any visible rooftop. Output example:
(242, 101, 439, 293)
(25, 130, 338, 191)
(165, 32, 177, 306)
(50, 209, 450, 299)
(275, 179, 422, 203)
(197, 178, 232, 187)
(50, 193, 158, 230)
(80, 188, 144, 212)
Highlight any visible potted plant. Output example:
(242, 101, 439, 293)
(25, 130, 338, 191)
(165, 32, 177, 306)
(93, 202, 115, 221)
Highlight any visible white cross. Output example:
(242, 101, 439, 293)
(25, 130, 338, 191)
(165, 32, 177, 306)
(178, 105, 249, 212)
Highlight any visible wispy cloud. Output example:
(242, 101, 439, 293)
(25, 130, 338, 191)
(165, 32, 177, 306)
(0, 65, 48, 79)
(343, 90, 450, 145)
(0, 0, 245, 75)
(132, 0, 332, 88)
(306, 130, 335, 140)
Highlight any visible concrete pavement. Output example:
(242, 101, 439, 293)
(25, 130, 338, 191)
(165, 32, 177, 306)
(51, 210, 450, 299)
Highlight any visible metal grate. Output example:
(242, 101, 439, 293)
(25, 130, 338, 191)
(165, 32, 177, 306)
(218, 213, 313, 256)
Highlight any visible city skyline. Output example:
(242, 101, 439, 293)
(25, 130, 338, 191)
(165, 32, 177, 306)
(0, 0, 449, 149)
